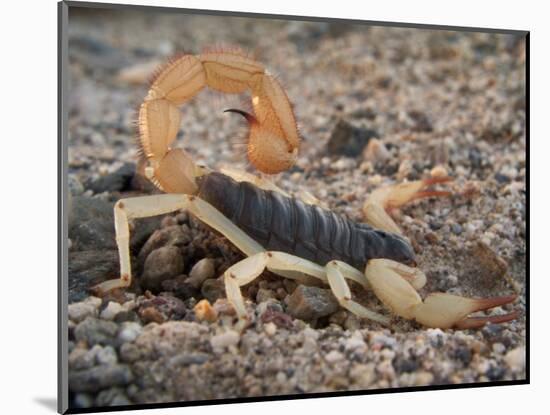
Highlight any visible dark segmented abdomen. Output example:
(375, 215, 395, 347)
(196, 172, 415, 270)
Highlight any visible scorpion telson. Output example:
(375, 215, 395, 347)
(93, 47, 519, 331)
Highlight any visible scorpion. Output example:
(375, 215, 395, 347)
(93, 47, 519, 331)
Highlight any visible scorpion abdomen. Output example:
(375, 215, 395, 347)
(197, 172, 415, 270)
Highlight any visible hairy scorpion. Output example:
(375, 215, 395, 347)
(94, 47, 519, 331)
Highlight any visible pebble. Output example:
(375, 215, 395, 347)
(210, 330, 240, 350)
(68, 346, 97, 370)
(264, 322, 277, 336)
(504, 346, 525, 372)
(117, 322, 143, 343)
(96, 345, 118, 366)
(137, 226, 191, 267)
(100, 301, 124, 321)
(141, 246, 185, 292)
(451, 223, 463, 235)
(325, 350, 345, 363)
(201, 278, 226, 303)
(69, 364, 134, 393)
(68, 301, 98, 323)
(286, 285, 339, 321)
(95, 388, 132, 406)
(344, 333, 367, 352)
(87, 162, 135, 193)
(194, 299, 218, 322)
(74, 317, 119, 347)
(327, 119, 378, 157)
(187, 258, 216, 288)
(363, 138, 390, 162)
(69, 196, 116, 251)
(68, 250, 119, 303)
(68, 175, 84, 196)
(73, 393, 94, 408)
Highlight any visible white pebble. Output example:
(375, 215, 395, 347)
(189, 258, 215, 281)
(302, 327, 319, 341)
(345, 333, 366, 351)
(504, 347, 525, 372)
(264, 322, 277, 336)
(118, 322, 143, 343)
(210, 330, 240, 350)
(100, 301, 124, 320)
(325, 350, 344, 363)
(68, 302, 97, 323)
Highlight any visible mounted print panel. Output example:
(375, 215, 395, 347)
(58, 1, 528, 413)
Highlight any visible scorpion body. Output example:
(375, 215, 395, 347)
(94, 48, 519, 330)
(197, 172, 416, 270)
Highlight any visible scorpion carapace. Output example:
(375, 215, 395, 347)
(138, 46, 300, 191)
(196, 172, 416, 270)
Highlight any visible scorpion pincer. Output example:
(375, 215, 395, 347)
(93, 47, 519, 332)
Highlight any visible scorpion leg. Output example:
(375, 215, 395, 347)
(363, 176, 452, 235)
(365, 258, 518, 329)
(92, 194, 265, 295)
(326, 261, 391, 326)
(223, 251, 328, 330)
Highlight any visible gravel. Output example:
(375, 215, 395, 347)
(67, 7, 526, 408)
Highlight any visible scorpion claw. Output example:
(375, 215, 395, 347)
(413, 293, 518, 329)
(363, 176, 453, 235)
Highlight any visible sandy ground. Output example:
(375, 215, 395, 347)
(65, 6, 526, 409)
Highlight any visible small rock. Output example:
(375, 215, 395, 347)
(68, 346, 97, 370)
(327, 119, 378, 157)
(408, 110, 433, 132)
(95, 387, 132, 407)
(119, 343, 141, 363)
(96, 345, 118, 366)
(188, 258, 216, 288)
(256, 288, 276, 303)
(138, 226, 191, 268)
(68, 301, 98, 323)
(344, 333, 366, 352)
(113, 310, 140, 323)
(264, 322, 277, 336)
(73, 393, 94, 408)
(87, 163, 135, 194)
(69, 364, 134, 393)
(201, 278, 226, 303)
(286, 285, 339, 321)
(139, 306, 165, 324)
(74, 317, 119, 347)
(492, 343, 506, 354)
(68, 175, 85, 196)
(117, 322, 142, 343)
(117, 60, 162, 84)
(100, 301, 124, 321)
(69, 196, 116, 251)
(325, 350, 344, 363)
(363, 138, 390, 162)
(451, 223, 463, 235)
(194, 299, 218, 322)
(161, 275, 198, 299)
(210, 330, 240, 350)
(68, 250, 119, 303)
(471, 241, 509, 287)
(141, 246, 185, 292)
(504, 346, 525, 372)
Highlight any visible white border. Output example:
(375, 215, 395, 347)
(3, 0, 544, 414)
